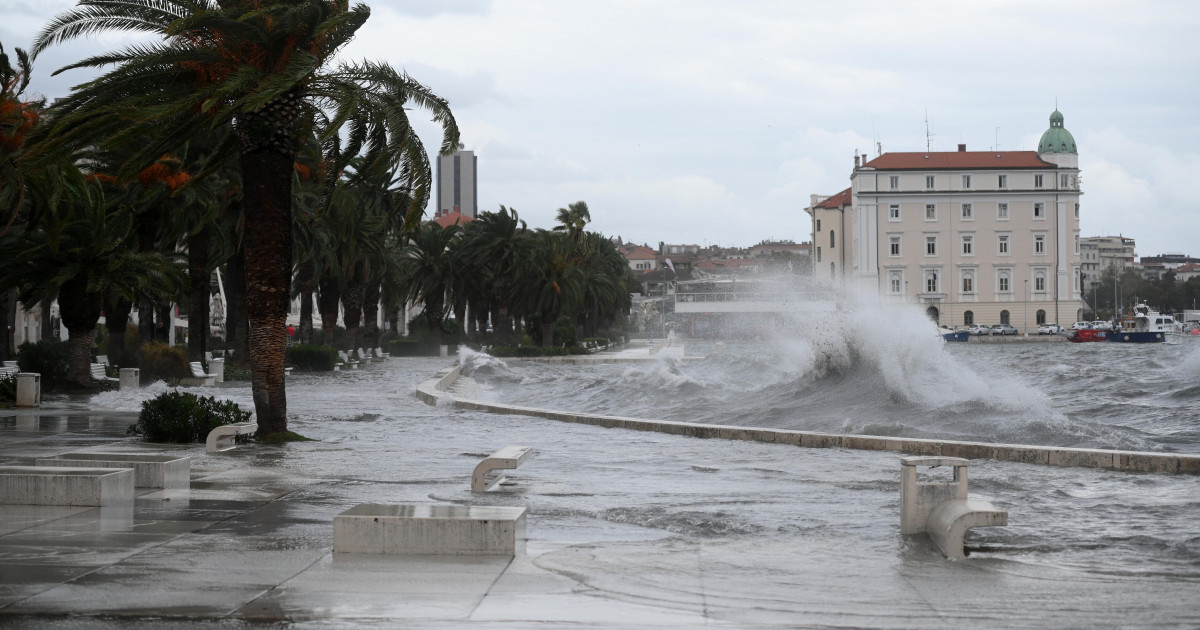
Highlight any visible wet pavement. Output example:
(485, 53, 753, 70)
(1, 353, 1198, 628)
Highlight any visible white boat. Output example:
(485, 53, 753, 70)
(1108, 303, 1180, 343)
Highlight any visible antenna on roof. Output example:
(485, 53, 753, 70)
(995, 126, 1000, 151)
(924, 109, 934, 152)
(877, 141, 882, 156)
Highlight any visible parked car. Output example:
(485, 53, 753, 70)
(1090, 320, 1114, 331)
(1037, 323, 1063, 335)
(991, 324, 1018, 336)
(1071, 322, 1092, 330)
(967, 324, 991, 336)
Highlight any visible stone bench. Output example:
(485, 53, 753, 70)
(0, 465, 134, 506)
(90, 363, 119, 383)
(334, 504, 527, 556)
(472, 445, 533, 492)
(926, 498, 1009, 559)
(181, 362, 216, 387)
(900, 456, 1008, 559)
(206, 422, 258, 454)
(36, 452, 192, 489)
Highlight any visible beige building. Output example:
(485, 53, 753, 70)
(807, 110, 1085, 330)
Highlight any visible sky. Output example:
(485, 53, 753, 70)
(3, 0, 1199, 256)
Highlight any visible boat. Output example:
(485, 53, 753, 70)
(1106, 303, 1176, 343)
(1066, 328, 1108, 343)
(939, 327, 970, 342)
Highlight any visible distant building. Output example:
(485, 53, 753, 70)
(436, 150, 477, 218)
(1080, 236, 1136, 281)
(806, 110, 1086, 329)
(620, 244, 658, 272)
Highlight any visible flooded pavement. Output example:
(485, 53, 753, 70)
(1, 353, 1198, 628)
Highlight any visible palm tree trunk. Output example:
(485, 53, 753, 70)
(104, 294, 133, 367)
(58, 272, 101, 388)
(296, 259, 315, 345)
(225, 242, 249, 363)
(0, 289, 13, 363)
(342, 261, 365, 356)
(363, 278, 380, 351)
(241, 149, 292, 435)
(318, 274, 340, 347)
(187, 225, 211, 364)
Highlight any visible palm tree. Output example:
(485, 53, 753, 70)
(553, 201, 591, 245)
(33, 0, 459, 434)
(512, 230, 585, 347)
(460, 206, 528, 344)
(395, 223, 461, 349)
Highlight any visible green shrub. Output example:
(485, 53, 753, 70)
(138, 341, 189, 385)
(286, 344, 339, 371)
(222, 363, 252, 381)
(129, 390, 251, 443)
(0, 372, 16, 403)
(388, 339, 426, 357)
(16, 339, 69, 390)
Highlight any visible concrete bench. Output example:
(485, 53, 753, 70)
(900, 456, 1008, 559)
(0, 465, 134, 506)
(926, 498, 1009, 559)
(334, 503, 527, 556)
(181, 362, 216, 387)
(337, 351, 359, 370)
(36, 452, 191, 489)
(472, 445, 533, 492)
(90, 363, 119, 383)
(206, 422, 258, 454)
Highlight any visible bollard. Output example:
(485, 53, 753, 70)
(900, 456, 968, 535)
(439, 345, 449, 357)
(119, 368, 139, 391)
(209, 358, 225, 383)
(15, 372, 42, 408)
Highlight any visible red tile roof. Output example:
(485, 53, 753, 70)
(621, 245, 657, 260)
(432, 210, 473, 228)
(814, 188, 852, 209)
(861, 151, 1056, 170)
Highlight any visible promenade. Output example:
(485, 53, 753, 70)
(1, 353, 1197, 628)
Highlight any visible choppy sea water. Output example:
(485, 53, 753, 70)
(72, 328, 1200, 626)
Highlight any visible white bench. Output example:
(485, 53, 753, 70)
(374, 347, 389, 359)
(37, 452, 192, 489)
(181, 361, 216, 386)
(472, 445, 534, 492)
(0, 465, 135, 506)
(338, 351, 358, 370)
(900, 456, 1008, 559)
(89, 363, 119, 383)
(206, 421, 258, 454)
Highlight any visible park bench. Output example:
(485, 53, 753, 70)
(0, 465, 134, 506)
(337, 351, 358, 370)
(37, 452, 191, 489)
(181, 361, 216, 387)
(472, 445, 534, 492)
(900, 456, 1008, 559)
(334, 503, 527, 556)
(206, 421, 258, 454)
(90, 363, 119, 383)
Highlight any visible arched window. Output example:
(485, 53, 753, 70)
(1036, 309, 1046, 325)
(964, 310, 974, 326)
(1000, 310, 1010, 326)
(830, 230, 836, 248)
(926, 306, 940, 324)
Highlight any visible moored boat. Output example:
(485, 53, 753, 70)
(1067, 328, 1108, 343)
(1107, 303, 1176, 343)
(940, 328, 970, 342)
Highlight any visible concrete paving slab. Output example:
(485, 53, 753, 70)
(237, 590, 484, 622)
(0, 504, 93, 535)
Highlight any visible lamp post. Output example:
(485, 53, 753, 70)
(1024, 279, 1028, 335)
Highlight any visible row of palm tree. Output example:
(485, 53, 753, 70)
(1, 0, 461, 435)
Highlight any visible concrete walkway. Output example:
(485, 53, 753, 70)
(1, 357, 1198, 628)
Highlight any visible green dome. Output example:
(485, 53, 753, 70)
(1038, 110, 1077, 154)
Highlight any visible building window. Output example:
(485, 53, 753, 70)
(816, 247, 821, 263)
(889, 236, 901, 257)
(998, 273, 1010, 292)
(926, 175, 935, 189)
(815, 218, 821, 232)
(889, 204, 900, 220)
(1035, 234, 1045, 254)
(961, 203, 972, 219)
(962, 175, 971, 189)
(998, 174, 1007, 189)
(964, 310, 974, 326)
(1074, 234, 1079, 254)
(1037, 309, 1046, 325)
(962, 272, 974, 293)
(926, 236, 937, 256)
(1075, 203, 1080, 219)
(925, 204, 936, 220)
(889, 175, 899, 190)
(998, 234, 1010, 255)
(1061, 174, 1070, 188)
(830, 230, 836, 248)
(962, 235, 973, 255)
(1035, 274, 1046, 292)
(926, 271, 939, 293)
(998, 203, 1009, 220)
(1000, 310, 1010, 326)
(890, 273, 902, 294)
(1034, 203, 1044, 219)
(1035, 174, 1044, 188)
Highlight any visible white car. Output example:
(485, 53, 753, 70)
(1071, 322, 1092, 331)
(1037, 323, 1063, 335)
(967, 324, 991, 336)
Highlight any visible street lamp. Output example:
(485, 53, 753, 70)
(1024, 279, 1028, 335)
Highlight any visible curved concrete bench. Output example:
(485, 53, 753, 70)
(206, 422, 258, 454)
(472, 445, 533, 492)
(926, 497, 1008, 559)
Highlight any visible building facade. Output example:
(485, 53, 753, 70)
(436, 150, 477, 218)
(807, 111, 1085, 330)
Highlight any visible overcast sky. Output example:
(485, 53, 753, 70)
(4, 0, 1198, 256)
